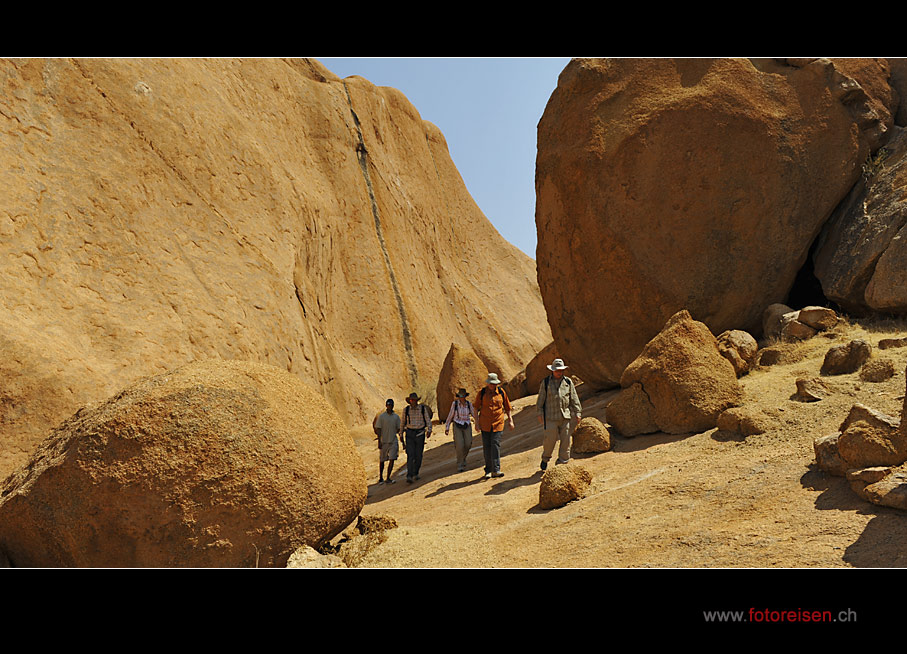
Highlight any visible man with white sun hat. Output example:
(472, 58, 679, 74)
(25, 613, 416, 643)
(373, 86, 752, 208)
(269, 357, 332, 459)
(535, 358, 582, 470)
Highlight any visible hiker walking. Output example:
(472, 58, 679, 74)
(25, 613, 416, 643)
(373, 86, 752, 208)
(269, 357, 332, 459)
(475, 373, 514, 479)
(373, 399, 403, 484)
(444, 388, 479, 472)
(400, 392, 433, 483)
(536, 358, 582, 470)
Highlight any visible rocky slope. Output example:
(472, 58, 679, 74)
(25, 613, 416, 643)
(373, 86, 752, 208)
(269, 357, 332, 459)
(0, 58, 551, 480)
(342, 318, 907, 568)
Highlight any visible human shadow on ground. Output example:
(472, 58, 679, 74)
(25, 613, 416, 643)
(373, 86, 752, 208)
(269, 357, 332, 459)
(801, 464, 907, 567)
(485, 470, 544, 496)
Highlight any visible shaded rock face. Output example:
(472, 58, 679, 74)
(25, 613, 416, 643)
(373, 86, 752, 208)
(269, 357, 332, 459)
(435, 343, 488, 419)
(536, 57, 896, 388)
(0, 58, 551, 479)
(0, 360, 367, 568)
(813, 126, 907, 314)
(614, 310, 742, 435)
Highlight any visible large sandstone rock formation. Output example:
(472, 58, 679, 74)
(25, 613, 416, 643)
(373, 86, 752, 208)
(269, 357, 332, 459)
(0, 360, 367, 567)
(0, 58, 551, 479)
(813, 125, 907, 314)
(436, 343, 488, 418)
(536, 57, 897, 388)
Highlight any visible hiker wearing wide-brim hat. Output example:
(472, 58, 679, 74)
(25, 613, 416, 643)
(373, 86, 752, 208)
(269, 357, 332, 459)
(475, 373, 514, 480)
(445, 388, 479, 473)
(536, 358, 582, 470)
(400, 391, 433, 483)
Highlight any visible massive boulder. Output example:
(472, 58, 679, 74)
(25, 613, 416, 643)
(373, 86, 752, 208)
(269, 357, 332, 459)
(536, 57, 896, 388)
(813, 125, 907, 315)
(0, 58, 551, 479)
(607, 310, 742, 435)
(0, 359, 367, 568)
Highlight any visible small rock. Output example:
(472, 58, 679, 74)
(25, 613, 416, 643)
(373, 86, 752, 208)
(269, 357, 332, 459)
(879, 337, 907, 350)
(860, 358, 896, 382)
(821, 339, 872, 375)
(571, 417, 612, 454)
(356, 514, 398, 535)
(539, 464, 593, 510)
(781, 319, 818, 342)
(756, 347, 783, 367)
(717, 329, 759, 376)
(836, 403, 905, 469)
(286, 546, 347, 569)
(716, 406, 768, 436)
(793, 377, 832, 402)
(814, 433, 846, 476)
(763, 303, 794, 340)
(797, 306, 839, 331)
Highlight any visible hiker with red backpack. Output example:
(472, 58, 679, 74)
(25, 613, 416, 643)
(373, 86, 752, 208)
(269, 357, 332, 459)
(400, 392, 433, 484)
(475, 373, 514, 480)
(536, 358, 582, 470)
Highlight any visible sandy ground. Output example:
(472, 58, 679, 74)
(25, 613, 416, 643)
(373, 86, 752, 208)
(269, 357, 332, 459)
(343, 319, 907, 569)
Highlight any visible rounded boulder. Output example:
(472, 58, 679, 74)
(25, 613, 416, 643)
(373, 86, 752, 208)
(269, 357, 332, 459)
(0, 359, 367, 568)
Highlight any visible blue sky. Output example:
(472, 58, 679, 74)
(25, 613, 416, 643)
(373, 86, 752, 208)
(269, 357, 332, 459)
(317, 57, 572, 260)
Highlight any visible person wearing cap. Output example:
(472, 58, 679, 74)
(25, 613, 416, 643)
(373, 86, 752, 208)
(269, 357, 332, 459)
(400, 392, 433, 483)
(475, 373, 514, 479)
(536, 358, 582, 470)
(445, 388, 479, 472)
(373, 399, 403, 484)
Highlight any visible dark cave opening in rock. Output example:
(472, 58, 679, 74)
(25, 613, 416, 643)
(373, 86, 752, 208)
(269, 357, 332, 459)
(785, 242, 838, 312)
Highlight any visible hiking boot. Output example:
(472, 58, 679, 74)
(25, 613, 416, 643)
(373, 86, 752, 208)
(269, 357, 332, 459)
(483, 472, 492, 480)
(556, 458, 569, 465)
(540, 460, 548, 471)
(492, 471, 504, 478)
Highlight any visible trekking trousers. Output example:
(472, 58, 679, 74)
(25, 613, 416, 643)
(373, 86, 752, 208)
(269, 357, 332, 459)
(405, 428, 426, 479)
(541, 418, 572, 463)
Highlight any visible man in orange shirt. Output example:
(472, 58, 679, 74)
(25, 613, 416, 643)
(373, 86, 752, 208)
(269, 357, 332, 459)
(474, 373, 514, 479)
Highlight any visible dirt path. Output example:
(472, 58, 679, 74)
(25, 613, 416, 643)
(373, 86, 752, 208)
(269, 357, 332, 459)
(346, 321, 907, 568)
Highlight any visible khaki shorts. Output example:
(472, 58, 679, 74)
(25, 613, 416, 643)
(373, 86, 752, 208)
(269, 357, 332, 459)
(380, 439, 399, 462)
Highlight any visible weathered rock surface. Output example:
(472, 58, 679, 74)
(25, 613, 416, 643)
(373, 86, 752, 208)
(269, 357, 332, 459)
(0, 58, 551, 479)
(821, 339, 873, 375)
(860, 357, 896, 382)
(436, 343, 488, 419)
(617, 310, 742, 435)
(0, 359, 367, 567)
(717, 329, 758, 377)
(813, 125, 907, 314)
(853, 465, 907, 510)
(814, 433, 847, 476)
(797, 306, 839, 332)
(539, 464, 593, 510)
(763, 304, 795, 341)
(879, 337, 907, 349)
(835, 403, 904, 470)
(793, 377, 833, 402)
(571, 417, 612, 454)
(605, 382, 658, 437)
(286, 546, 347, 568)
(536, 57, 896, 387)
(715, 406, 769, 436)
